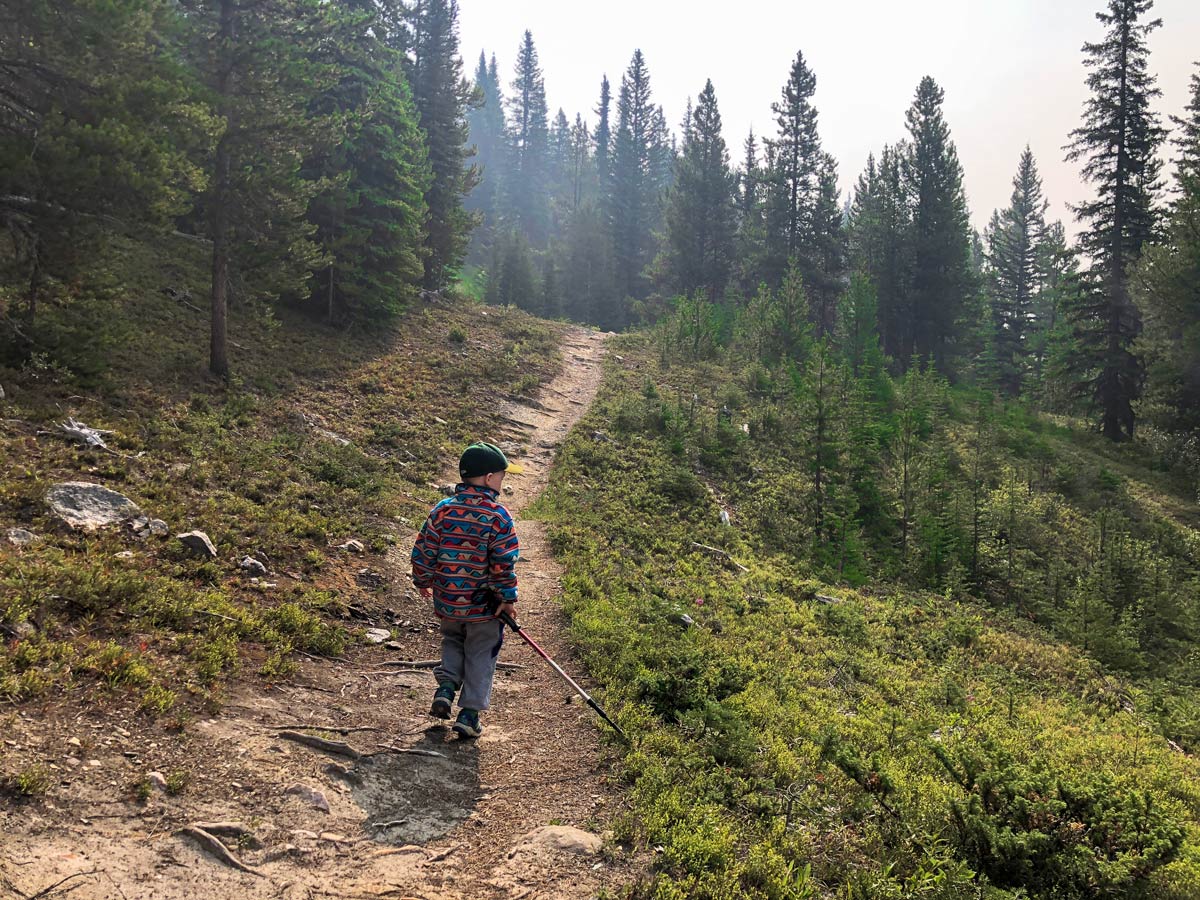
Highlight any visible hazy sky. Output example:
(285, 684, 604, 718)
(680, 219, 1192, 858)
(458, 0, 1199, 236)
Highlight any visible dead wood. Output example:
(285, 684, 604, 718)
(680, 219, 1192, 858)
(690, 541, 749, 573)
(378, 659, 526, 671)
(179, 826, 263, 877)
(278, 729, 362, 759)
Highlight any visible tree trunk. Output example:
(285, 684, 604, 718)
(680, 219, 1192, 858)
(209, 0, 236, 380)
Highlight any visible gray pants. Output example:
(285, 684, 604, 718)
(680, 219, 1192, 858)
(434, 618, 505, 711)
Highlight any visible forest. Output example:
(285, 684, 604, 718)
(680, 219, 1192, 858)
(2, 0, 1200, 897)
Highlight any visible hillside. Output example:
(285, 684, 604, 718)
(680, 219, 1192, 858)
(0, 242, 639, 898)
(532, 330, 1200, 899)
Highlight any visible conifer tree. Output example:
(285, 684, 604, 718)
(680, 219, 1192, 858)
(1063, 0, 1165, 441)
(765, 51, 820, 285)
(593, 75, 613, 189)
(664, 79, 737, 301)
(0, 0, 205, 325)
(465, 51, 508, 252)
(409, 0, 479, 290)
(984, 147, 1049, 396)
(507, 30, 550, 244)
(187, 0, 332, 378)
(1169, 62, 1200, 197)
(306, 0, 430, 322)
(903, 76, 973, 375)
(1136, 69, 1200, 433)
(736, 130, 768, 295)
(607, 50, 660, 310)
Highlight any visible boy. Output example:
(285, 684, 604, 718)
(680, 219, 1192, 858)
(411, 441, 522, 738)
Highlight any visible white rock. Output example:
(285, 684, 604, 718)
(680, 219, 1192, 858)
(364, 628, 391, 644)
(240, 556, 267, 576)
(147, 771, 168, 790)
(6, 528, 37, 547)
(46, 482, 141, 531)
(115, 551, 134, 560)
(148, 519, 169, 538)
(337, 539, 364, 553)
(177, 530, 217, 558)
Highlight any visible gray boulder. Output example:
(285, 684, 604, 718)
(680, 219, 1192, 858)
(177, 530, 217, 558)
(6, 528, 37, 547)
(46, 482, 141, 531)
(240, 556, 267, 576)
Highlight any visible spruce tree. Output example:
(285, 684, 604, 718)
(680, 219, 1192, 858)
(664, 79, 737, 301)
(1169, 62, 1200, 196)
(594, 75, 613, 189)
(1064, 0, 1165, 441)
(306, 0, 430, 322)
(736, 130, 768, 295)
(984, 147, 1049, 396)
(185, 0, 331, 378)
(903, 76, 973, 374)
(0, 0, 205, 325)
(765, 51, 820, 285)
(409, 0, 479, 290)
(465, 51, 508, 253)
(507, 30, 550, 245)
(607, 50, 659, 310)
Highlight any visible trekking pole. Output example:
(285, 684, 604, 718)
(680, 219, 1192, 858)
(497, 610, 629, 744)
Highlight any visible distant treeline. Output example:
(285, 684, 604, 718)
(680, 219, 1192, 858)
(468, 0, 1199, 444)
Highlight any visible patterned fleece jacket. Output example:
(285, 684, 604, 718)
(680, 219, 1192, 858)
(411, 483, 519, 621)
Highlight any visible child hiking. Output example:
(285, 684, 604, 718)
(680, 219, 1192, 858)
(411, 441, 523, 738)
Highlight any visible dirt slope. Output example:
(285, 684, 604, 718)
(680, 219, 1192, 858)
(1, 327, 637, 900)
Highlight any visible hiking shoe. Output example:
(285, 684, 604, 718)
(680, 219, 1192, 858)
(429, 682, 456, 719)
(452, 708, 482, 738)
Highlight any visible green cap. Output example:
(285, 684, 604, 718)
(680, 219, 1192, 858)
(459, 441, 525, 479)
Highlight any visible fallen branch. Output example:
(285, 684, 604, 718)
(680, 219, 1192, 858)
(25, 869, 96, 899)
(179, 826, 263, 877)
(193, 822, 253, 839)
(690, 541, 749, 573)
(368, 745, 446, 759)
(278, 729, 362, 759)
(272, 723, 383, 735)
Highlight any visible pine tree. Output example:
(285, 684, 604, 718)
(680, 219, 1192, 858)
(306, 0, 430, 322)
(507, 30, 550, 245)
(607, 50, 660, 310)
(186, 0, 333, 378)
(465, 51, 508, 254)
(1063, 0, 1165, 441)
(593, 75, 613, 189)
(809, 152, 846, 335)
(903, 76, 973, 375)
(1170, 62, 1200, 192)
(664, 79, 737, 301)
(765, 51, 820, 285)
(735, 130, 768, 295)
(0, 0, 206, 325)
(409, 0, 479, 290)
(984, 147, 1049, 396)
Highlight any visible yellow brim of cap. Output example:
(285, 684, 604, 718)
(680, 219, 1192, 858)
(505, 462, 525, 475)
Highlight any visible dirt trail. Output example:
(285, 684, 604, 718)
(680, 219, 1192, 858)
(1, 327, 633, 899)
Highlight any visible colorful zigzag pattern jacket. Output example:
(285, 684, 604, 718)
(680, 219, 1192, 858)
(411, 483, 519, 621)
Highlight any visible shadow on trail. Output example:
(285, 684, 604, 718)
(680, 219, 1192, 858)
(351, 728, 480, 846)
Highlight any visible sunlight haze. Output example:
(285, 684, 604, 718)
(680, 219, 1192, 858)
(459, 0, 1200, 235)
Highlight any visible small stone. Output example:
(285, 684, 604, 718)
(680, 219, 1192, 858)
(115, 551, 134, 560)
(87, 760, 101, 768)
(239, 556, 267, 576)
(147, 771, 168, 790)
(285, 784, 330, 813)
(337, 539, 364, 554)
(176, 530, 217, 558)
(502, 485, 514, 496)
(521, 825, 603, 855)
(320, 832, 348, 843)
(719, 509, 731, 526)
(384, 641, 403, 651)
(148, 519, 169, 538)
(364, 628, 390, 644)
(10, 621, 35, 640)
(6, 528, 37, 547)
(290, 829, 319, 841)
(67, 737, 82, 748)
(433, 416, 448, 426)
(438, 484, 455, 496)
(65, 757, 81, 767)
(669, 613, 695, 629)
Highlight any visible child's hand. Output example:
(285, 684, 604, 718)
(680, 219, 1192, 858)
(418, 586, 432, 599)
(496, 601, 517, 623)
